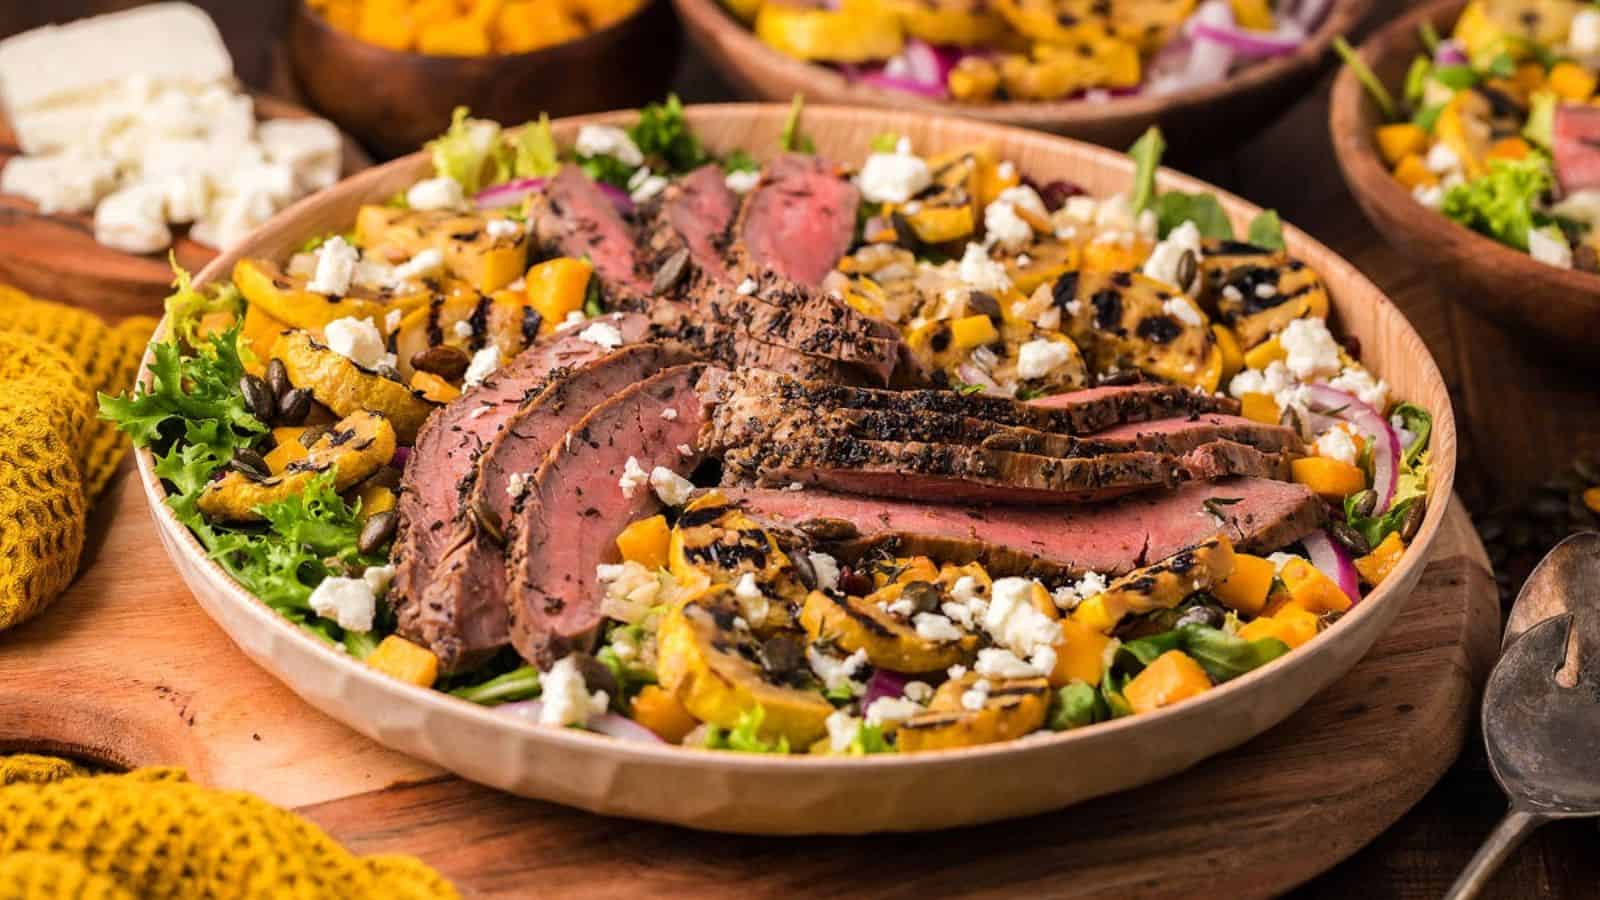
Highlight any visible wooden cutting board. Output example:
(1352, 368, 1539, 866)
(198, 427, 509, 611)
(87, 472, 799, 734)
(0, 467, 1500, 899)
(0, 94, 370, 321)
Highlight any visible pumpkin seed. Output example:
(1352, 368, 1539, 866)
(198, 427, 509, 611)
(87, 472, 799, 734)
(1329, 520, 1371, 556)
(760, 633, 807, 679)
(790, 550, 818, 590)
(298, 424, 331, 448)
(838, 567, 874, 597)
(240, 374, 275, 423)
(230, 447, 271, 481)
(471, 497, 505, 545)
(1350, 489, 1377, 519)
(569, 652, 619, 700)
(901, 580, 943, 615)
(1176, 250, 1198, 293)
(651, 248, 691, 295)
(1399, 498, 1426, 542)
(277, 388, 312, 425)
(410, 345, 471, 380)
(358, 510, 398, 555)
(265, 358, 291, 403)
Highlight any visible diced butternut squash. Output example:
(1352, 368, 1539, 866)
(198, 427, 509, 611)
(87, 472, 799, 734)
(1049, 617, 1111, 687)
(417, 18, 491, 55)
(240, 301, 290, 376)
(1550, 62, 1597, 102)
(1229, 0, 1274, 30)
(1080, 239, 1149, 272)
(1213, 553, 1276, 617)
(410, 370, 461, 404)
(1375, 123, 1428, 167)
(950, 314, 1000, 350)
(1240, 391, 1281, 425)
(616, 514, 671, 571)
(1237, 604, 1319, 649)
(1122, 650, 1212, 715)
(526, 257, 593, 330)
(196, 309, 238, 340)
(263, 427, 310, 474)
(631, 685, 699, 743)
(1392, 153, 1437, 190)
(1242, 336, 1285, 371)
(1280, 558, 1352, 614)
(357, 0, 417, 51)
(356, 483, 396, 519)
(1584, 486, 1600, 514)
(1212, 324, 1244, 384)
(1291, 456, 1368, 500)
(1488, 136, 1531, 161)
(367, 636, 439, 687)
(1354, 531, 1406, 587)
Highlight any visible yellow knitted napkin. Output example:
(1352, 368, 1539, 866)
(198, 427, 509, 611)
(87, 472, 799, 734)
(0, 756, 458, 900)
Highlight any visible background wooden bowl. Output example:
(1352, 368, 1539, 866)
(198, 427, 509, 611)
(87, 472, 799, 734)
(138, 103, 1456, 835)
(673, 0, 1373, 155)
(286, 0, 683, 158)
(1330, 0, 1600, 363)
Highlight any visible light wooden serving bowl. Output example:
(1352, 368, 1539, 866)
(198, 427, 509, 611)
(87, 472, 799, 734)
(136, 103, 1456, 835)
(673, 0, 1373, 153)
(1331, 0, 1600, 362)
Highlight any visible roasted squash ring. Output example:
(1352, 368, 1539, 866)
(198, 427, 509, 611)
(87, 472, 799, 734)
(233, 258, 385, 332)
(895, 673, 1051, 751)
(667, 493, 805, 629)
(799, 581, 979, 673)
(1057, 269, 1223, 391)
(1202, 241, 1332, 350)
(1072, 535, 1237, 633)
(272, 330, 435, 444)
(196, 410, 396, 522)
(656, 586, 833, 748)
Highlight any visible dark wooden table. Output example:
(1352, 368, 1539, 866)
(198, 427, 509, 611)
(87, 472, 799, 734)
(4, 1, 1597, 896)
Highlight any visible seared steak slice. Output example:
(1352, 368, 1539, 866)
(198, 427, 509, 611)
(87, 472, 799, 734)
(389, 313, 651, 666)
(721, 477, 1321, 580)
(693, 279, 900, 383)
(984, 413, 1302, 457)
(527, 165, 649, 294)
(505, 364, 707, 666)
(699, 368, 1235, 437)
(733, 153, 860, 287)
(642, 163, 739, 288)
(721, 435, 1287, 504)
(646, 300, 885, 385)
(416, 342, 698, 672)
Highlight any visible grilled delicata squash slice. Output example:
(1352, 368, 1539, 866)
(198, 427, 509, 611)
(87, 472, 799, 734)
(755, 0, 905, 63)
(656, 586, 833, 748)
(389, 279, 542, 381)
(668, 492, 806, 627)
(197, 410, 395, 522)
(875, 0, 1013, 46)
(233, 258, 385, 332)
(895, 672, 1051, 751)
(354, 205, 529, 293)
(272, 329, 434, 444)
(1199, 240, 1331, 349)
(1055, 269, 1223, 391)
(992, 0, 1196, 51)
(799, 579, 979, 673)
(1072, 535, 1237, 633)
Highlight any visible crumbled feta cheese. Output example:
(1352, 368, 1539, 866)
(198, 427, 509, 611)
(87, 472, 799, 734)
(1062, 195, 1098, 223)
(1424, 142, 1460, 175)
(306, 234, 359, 295)
(974, 646, 1042, 678)
(903, 681, 933, 703)
(323, 316, 388, 370)
(506, 471, 531, 500)
(997, 161, 1016, 181)
(362, 564, 395, 597)
(865, 697, 923, 727)
(1412, 183, 1444, 210)
(1037, 306, 1062, 331)
(391, 247, 444, 285)
(93, 182, 170, 253)
(1163, 296, 1204, 328)
(1016, 339, 1074, 380)
(1093, 193, 1135, 231)
(947, 664, 968, 680)
(649, 465, 695, 506)
(406, 176, 466, 211)
(1315, 426, 1359, 465)
(1328, 366, 1390, 411)
(628, 166, 668, 203)
(0, 152, 118, 215)
(857, 144, 931, 204)
(732, 572, 770, 626)
(948, 575, 981, 604)
(308, 576, 376, 632)
(453, 319, 475, 339)
(736, 277, 758, 296)
(960, 679, 991, 711)
(1075, 571, 1108, 598)
(807, 552, 840, 592)
(956, 242, 1012, 293)
(1279, 317, 1343, 380)
(825, 710, 862, 753)
(355, 259, 397, 292)
(888, 597, 915, 618)
(1571, 8, 1600, 55)
(725, 168, 760, 194)
(597, 560, 661, 623)
(984, 198, 1034, 251)
(562, 310, 588, 329)
(1528, 226, 1574, 269)
(485, 217, 522, 240)
(462, 344, 500, 387)
(618, 456, 649, 499)
(539, 655, 608, 728)
(578, 321, 624, 349)
(808, 647, 868, 695)
(575, 124, 643, 167)
(1142, 220, 1202, 290)
(914, 612, 964, 642)
(983, 577, 1064, 659)
(1051, 586, 1082, 611)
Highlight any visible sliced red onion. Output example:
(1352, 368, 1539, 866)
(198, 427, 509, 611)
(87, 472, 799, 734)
(595, 180, 635, 216)
(494, 700, 663, 743)
(390, 446, 410, 470)
(474, 177, 545, 209)
(1189, 20, 1306, 58)
(1303, 383, 1400, 512)
(858, 71, 949, 99)
(1149, 2, 1237, 93)
(863, 668, 913, 707)
(844, 38, 954, 99)
(1434, 39, 1468, 66)
(1302, 529, 1362, 606)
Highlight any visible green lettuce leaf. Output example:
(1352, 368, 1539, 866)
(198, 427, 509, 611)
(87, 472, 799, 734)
(705, 705, 791, 753)
(162, 263, 243, 349)
(429, 106, 503, 196)
(780, 93, 816, 155)
(1178, 625, 1289, 683)
(629, 94, 709, 174)
(1048, 681, 1105, 730)
(509, 113, 560, 179)
(1128, 126, 1165, 214)
(1390, 401, 1432, 467)
(1442, 154, 1554, 251)
(722, 149, 759, 174)
(1156, 192, 1234, 240)
(450, 666, 543, 705)
(1247, 209, 1285, 250)
(98, 326, 263, 451)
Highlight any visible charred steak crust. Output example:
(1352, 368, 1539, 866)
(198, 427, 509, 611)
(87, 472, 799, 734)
(505, 364, 708, 666)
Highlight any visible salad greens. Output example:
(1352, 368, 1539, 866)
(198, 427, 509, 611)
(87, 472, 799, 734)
(630, 94, 711, 174)
(1442, 155, 1553, 251)
(704, 705, 790, 754)
(1130, 128, 1287, 248)
(1247, 209, 1286, 250)
(1128, 126, 1165, 215)
(780, 93, 816, 155)
(450, 666, 543, 705)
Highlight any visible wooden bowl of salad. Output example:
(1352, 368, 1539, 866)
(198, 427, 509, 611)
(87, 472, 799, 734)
(1331, 0, 1600, 361)
(123, 101, 1454, 834)
(287, 0, 682, 158)
(673, 0, 1373, 154)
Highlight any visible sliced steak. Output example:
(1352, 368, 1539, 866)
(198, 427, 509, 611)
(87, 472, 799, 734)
(719, 477, 1321, 581)
(721, 435, 1286, 504)
(643, 163, 739, 288)
(389, 312, 652, 666)
(416, 342, 697, 672)
(527, 165, 649, 294)
(505, 364, 707, 666)
(699, 368, 1236, 438)
(985, 413, 1302, 457)
(733, 153, 859, 287)
(646, 300, 886, 385)
(693, 279, 901, 383)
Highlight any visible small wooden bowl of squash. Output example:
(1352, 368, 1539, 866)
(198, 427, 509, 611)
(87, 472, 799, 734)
(672, 0, 1374, 153)
(287, 0, 683, 158)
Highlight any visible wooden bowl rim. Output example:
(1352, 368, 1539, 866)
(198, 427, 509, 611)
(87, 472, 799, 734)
(290, 0, 667, 64)
(671, 0, 1374, 125)
(1329, 0, 1600, 308)
(135, 102, 1457, 774)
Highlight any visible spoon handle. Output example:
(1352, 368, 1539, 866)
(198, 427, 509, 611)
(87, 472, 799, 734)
(1444, 807, 1546, 900)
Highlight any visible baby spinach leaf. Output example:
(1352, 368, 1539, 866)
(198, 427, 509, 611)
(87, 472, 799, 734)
(1247, 209, 1285, 250)
(1128, 126, 1166, 214)
(1155, 192, 1234, 240)
(1177, 624, 1289, 683)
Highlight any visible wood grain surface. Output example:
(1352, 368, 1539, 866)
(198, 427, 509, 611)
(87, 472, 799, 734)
(0, 470, 1499, 898)
(2, 0, 1599, 894)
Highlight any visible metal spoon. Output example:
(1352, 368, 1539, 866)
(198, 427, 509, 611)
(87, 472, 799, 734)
(1445, 533, 1600, 900)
